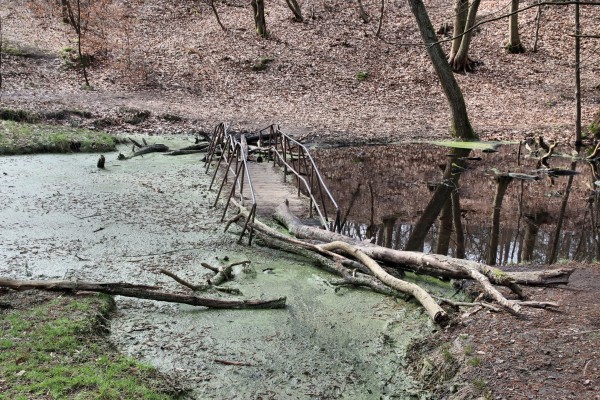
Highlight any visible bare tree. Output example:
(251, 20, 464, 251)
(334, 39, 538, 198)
(285, 0, 303, 22)
(208, 0, 226, 30)
(376, 0, 385, 37)
(449, 0, 482, 72)
(58, 0, 91, 87)
(407, 0, 477, 139)
(251, 0, 267, 37)
(506, 0, 525, 53)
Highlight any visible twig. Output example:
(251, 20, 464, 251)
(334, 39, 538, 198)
(123, 247, 204, 258)
(434, 295, 500, 312)
(75, 254, 91, 261)
(201, 262, 220, 273)
(214, 359, 252, 366)
(160, 269, 202, 291)
(583, 359, 592, 376)
(93, 227, 105, 233)
(76, 212, 104, 219)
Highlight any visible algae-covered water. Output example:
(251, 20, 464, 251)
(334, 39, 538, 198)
(0, 138, 449, 399)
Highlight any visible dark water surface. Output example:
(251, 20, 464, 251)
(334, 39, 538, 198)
(310, 141, 600, 265)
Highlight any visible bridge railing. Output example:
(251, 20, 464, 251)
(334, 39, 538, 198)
(258, 124, 341, 232)
(204, 123, 258, 244)
(204, 123, 340, 237)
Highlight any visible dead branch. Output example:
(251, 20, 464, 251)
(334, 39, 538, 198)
(434, 296, 501, 312)
(214, 359, 252, 366)
(273, 203, 572, 287)
(129, 137, 144, 148)
(163, 150, 207, 156)
(208, 260, 250, 286)
(0, 278, 285, 309)
(201, 262, 220, 273)
(319, 241, 448, 324)
(160, 268, 243, 295)
(160, 269, 204, 291)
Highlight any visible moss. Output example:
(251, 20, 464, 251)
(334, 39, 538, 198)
(0, 120, 120, 155)
(0, 293, 181, 399)
(252, 57, 274, 71)
(0, 108, 39, 123)
(356, 71, 369, 81)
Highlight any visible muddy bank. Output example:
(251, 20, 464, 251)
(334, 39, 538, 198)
(0, 138, 454, 398)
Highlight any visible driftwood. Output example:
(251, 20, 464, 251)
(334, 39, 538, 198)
(223, 200, 571, 322)
(130, 143, 170, 157)
(0, 278, 286, 309)
(273, 203, 573, 288)
(163, 149, 206, 156)
(275, 205, 519, 314)
(228, 200, 449, 322)
(320, 241, 448, 324)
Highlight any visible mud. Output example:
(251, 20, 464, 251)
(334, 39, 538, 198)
(0, 138, 451, 399)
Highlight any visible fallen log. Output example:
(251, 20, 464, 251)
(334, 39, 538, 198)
(319, 241, 448, 324)
(228, 200, 449, 323)
(0, 278, 286, 310)
(163, 149, 207, 156)
(273, 203, 573, 288)
(131, 143, 169, 157)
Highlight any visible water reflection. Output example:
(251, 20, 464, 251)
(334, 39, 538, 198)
(312, 141, 600, 265)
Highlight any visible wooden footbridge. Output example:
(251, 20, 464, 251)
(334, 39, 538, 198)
(204, 123, 341, 243)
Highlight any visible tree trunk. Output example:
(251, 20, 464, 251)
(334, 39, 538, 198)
(356, 0, 370, 23)
(435, 197, 453, 256)
(320, 241, 448, 323)
(274, 202, 573, 287)
(547, 162, 576, 264)
(251, 0, 267, 38)
(376, 0, 385, 37)
(506, 0, 525, 53)
(405, 148, 470, 251)
(451, 189, 466, 258)
(209, 0, 226, 30)
(522, 210, 549, 262)
(407, 0, 477, 139)
(451, 0, 482, 72)
(487, 175, 513, 265)
(382, 216, 397, 248)
(449, 0, 469, 63)
(285, 0, 303, 22)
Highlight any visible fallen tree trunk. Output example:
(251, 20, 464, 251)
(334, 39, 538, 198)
(0, 278, 286, 309)
(163, 149, 207, 156)
(320, 241, 448, 324)
(273, 203, 573, 287)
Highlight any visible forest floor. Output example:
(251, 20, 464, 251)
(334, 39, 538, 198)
(1, 0, 600, 398)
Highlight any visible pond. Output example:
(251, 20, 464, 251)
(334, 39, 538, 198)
(310, 140, 600, 265)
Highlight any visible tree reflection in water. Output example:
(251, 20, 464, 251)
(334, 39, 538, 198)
(312, 141, 600, 265)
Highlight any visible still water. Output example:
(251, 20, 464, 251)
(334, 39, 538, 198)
(310, 140, 600, 265)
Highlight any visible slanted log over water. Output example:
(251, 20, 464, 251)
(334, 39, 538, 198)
(273, 203, 573, 288)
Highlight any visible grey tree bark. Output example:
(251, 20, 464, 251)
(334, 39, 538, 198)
(407, 0, 477, 139)
(451, 0, 482, 72)
(507, 0, 525, 53)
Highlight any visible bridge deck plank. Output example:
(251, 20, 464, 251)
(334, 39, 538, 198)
(242, 162, 315, 222)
